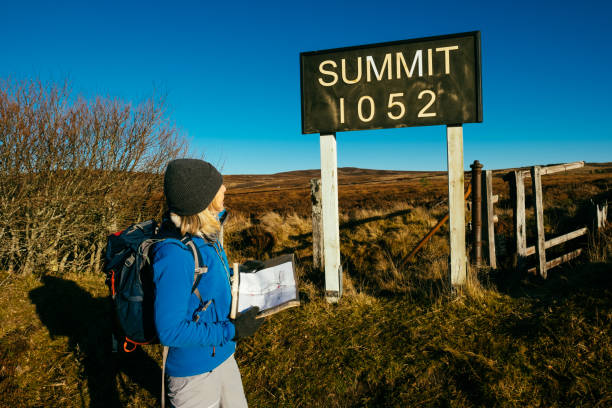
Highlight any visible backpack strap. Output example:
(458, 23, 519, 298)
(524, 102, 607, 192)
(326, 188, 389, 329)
(154, 236, 208, 301)
(181, 236, 208, 304)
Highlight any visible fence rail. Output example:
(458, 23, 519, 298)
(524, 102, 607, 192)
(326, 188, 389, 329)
(527, 248, 583, 275)
(524, 227, 588, 257)
(518, 161, 585, 178)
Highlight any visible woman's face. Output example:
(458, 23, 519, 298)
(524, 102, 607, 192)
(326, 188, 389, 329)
(211, 184, 226, 212)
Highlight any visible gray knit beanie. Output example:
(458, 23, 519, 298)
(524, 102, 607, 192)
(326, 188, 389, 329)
(163, 159, 223, 216)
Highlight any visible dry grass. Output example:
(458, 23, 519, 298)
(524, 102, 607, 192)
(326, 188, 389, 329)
(0, 163, 610, 407)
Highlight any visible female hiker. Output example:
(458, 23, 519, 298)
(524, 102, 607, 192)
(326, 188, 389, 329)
(152, 158, 262, 407)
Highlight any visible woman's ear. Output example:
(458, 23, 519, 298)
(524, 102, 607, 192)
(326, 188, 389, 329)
(169, 212, 181, 228)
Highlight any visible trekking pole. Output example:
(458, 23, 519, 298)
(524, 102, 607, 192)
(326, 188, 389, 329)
(230, 263, 239, 319)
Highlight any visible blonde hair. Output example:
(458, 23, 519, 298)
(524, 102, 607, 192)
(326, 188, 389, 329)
(170, 188, 225, 237)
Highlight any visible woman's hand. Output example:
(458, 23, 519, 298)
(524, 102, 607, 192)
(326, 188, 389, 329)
(232, 306, 263, 340)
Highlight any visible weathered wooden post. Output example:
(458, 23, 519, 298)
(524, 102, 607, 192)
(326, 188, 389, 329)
(447, 125, 466, 285)
(596, 201, 608, 230)
(531, 165, 547, 278)
(511, 170, 527, 271)
(470, 160, 483, 267)
(320, 134, 342, 302)
(482, 169, 498, 269)
(310, 178, 324, 270)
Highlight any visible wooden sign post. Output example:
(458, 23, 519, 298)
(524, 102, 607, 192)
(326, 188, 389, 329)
(320, 134, 342, 302)
(300, 32, 482, 297)
(446, 125, 466, 285)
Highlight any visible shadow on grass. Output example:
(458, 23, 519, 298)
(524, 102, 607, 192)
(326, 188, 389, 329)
(286, 208, 414, 255)
(491, 255, 610, 301)
(490, 257, 612, 337)
(29, 276, 161, 407)
(303, 208, 413, 238)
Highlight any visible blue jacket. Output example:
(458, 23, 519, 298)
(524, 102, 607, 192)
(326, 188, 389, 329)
(152, 231, 236, 377)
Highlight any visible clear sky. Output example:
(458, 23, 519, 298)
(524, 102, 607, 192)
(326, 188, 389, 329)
(1, 0, 610, 174)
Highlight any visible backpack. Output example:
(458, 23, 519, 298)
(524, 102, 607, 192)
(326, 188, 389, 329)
(103, 219, 207, 353)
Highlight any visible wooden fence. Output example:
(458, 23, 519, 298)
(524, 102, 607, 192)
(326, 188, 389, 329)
(508, 161, 587, 278)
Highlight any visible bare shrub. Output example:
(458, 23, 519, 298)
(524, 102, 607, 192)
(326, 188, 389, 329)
(0, 78, 187, 274)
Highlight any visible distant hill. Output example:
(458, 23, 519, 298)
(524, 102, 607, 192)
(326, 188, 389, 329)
(223, 162, 611, 216)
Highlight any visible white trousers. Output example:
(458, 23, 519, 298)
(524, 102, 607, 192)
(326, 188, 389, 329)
(167, 354, 248, 408)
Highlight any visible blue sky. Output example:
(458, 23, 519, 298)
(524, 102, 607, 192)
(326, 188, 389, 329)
(1, 0, 610, 174)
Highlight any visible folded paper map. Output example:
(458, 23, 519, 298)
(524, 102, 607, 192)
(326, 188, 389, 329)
(237, 254, 300, 318)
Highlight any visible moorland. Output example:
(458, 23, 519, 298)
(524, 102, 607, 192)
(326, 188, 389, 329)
(1, 163, 610, 407)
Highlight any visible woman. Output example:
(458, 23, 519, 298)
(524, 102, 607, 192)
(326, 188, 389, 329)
(152, 158, 262, 408)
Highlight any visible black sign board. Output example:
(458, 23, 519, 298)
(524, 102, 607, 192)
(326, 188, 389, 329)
(300, 32, 482, 134)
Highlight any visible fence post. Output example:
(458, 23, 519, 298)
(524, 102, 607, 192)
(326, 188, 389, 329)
(470, 160, 483, 268)
(482, 170, 498, 269)
(310, 178, 324, 270)
(596, 201, 608, 230)
(512, 170, 527, 271)
(531, 165, 547, 278)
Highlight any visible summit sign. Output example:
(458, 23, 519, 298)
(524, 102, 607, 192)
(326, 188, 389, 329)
(300, 32, 482, 134)
(301, 32, 483, 299)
